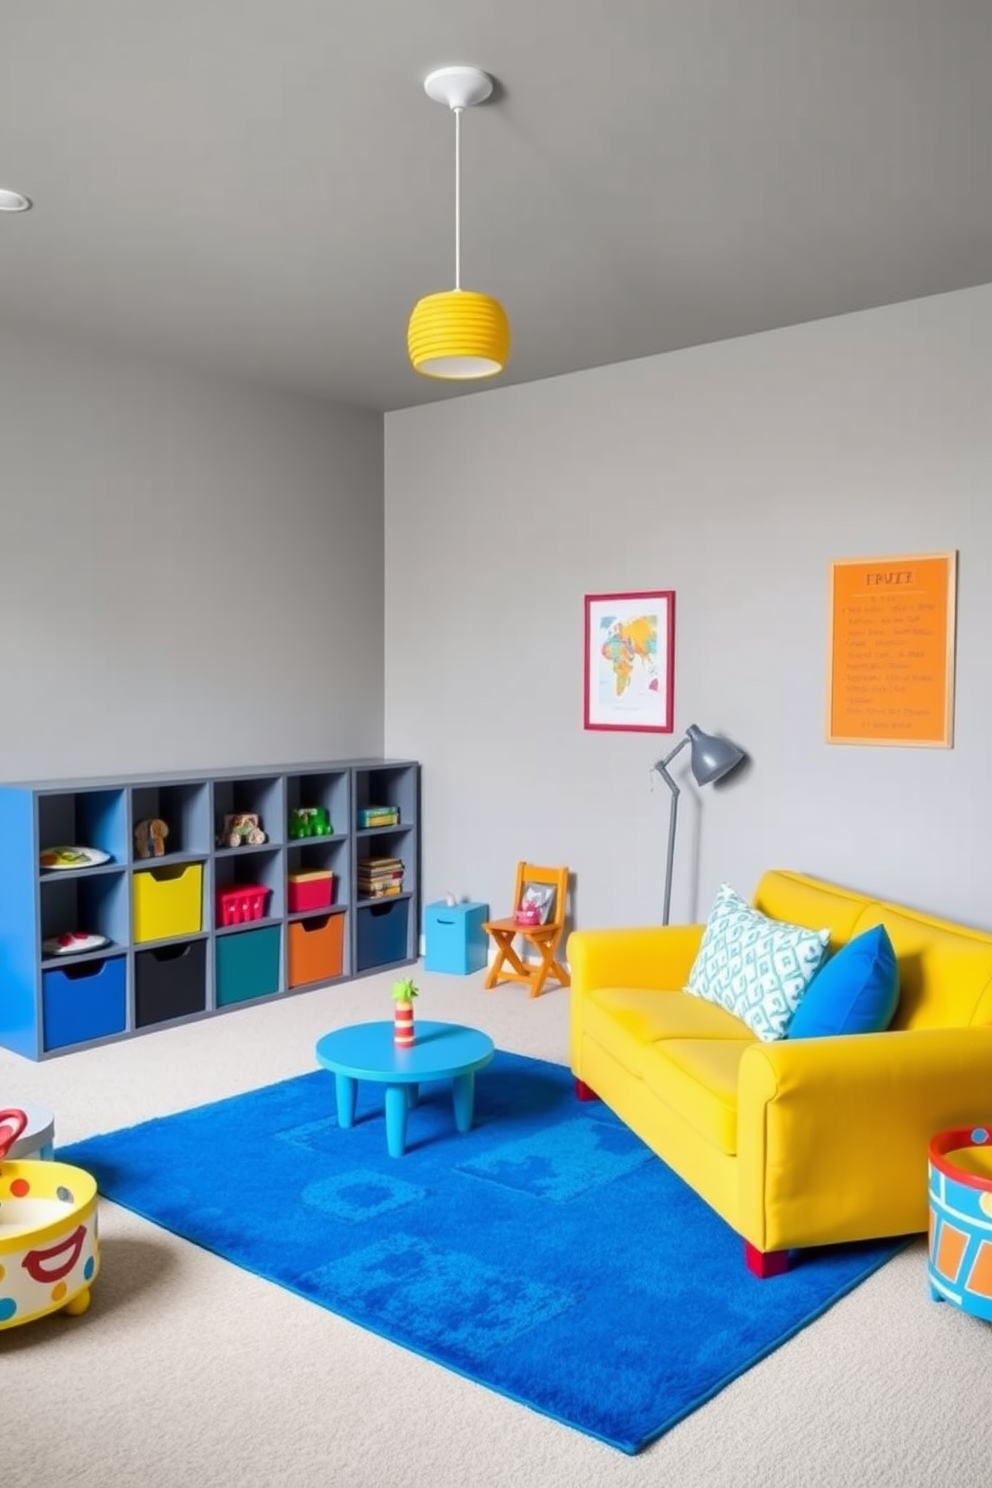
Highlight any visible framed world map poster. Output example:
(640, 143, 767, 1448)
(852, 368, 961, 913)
(583, 590, 675, 732)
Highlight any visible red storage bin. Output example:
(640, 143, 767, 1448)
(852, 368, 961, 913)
(288, 871, 334, 914)
(216, 883, 270, 927)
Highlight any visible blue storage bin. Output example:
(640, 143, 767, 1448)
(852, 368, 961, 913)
(216, 924, 282, 1007)
(42, 955, 127, 1051)
(357, 898, 410, 972)
(424, 901, 489, 975)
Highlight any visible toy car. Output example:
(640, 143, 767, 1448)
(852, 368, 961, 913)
(218, 813, 267, 848)
(288, 806, 332, 839)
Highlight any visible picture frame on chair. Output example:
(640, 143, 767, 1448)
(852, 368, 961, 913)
(583, 590, 675, 733)
(517, 883, 554, 925)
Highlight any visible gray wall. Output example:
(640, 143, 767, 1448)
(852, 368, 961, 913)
(0, 325, 384, 780)
(384, 284, 992, 932)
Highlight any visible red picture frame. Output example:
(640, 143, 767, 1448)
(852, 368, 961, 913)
(583, 590, 675, 733)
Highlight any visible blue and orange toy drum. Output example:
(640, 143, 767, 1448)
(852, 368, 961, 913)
(928, 1126, 992, 1319)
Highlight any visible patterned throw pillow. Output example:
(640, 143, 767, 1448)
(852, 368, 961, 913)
(685, 883, 831, 1042)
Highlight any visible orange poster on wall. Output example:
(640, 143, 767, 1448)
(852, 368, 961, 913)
(827, 552, 957, 747)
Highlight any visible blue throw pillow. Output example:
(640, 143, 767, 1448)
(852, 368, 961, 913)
(789, 923, 899, 1038)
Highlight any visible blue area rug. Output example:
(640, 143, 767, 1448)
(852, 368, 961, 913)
(59, 1051, 905, 1453)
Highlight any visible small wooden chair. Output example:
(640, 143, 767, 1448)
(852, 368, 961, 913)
(482, 862, 570, 998)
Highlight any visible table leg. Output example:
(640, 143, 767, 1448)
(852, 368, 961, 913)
(406, 1083, 419, 1109)
(451, 1071, 476, 1134)
(334, 1074, 357, 1129)
(385, 1084, 410, 1157)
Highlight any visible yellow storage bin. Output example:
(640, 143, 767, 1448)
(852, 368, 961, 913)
(133, 863, 204, 944)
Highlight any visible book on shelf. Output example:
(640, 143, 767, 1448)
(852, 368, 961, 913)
(358, 854, 405, 898)
(358, 805, 400, 828)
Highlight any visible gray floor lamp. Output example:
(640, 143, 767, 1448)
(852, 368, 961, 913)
(653, 724, 745, 925)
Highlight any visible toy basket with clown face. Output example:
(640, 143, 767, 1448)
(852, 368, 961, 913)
(0, 1109, 99, 1328)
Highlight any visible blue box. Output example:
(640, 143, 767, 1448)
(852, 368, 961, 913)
(423, 900, 489, 975)
(43, 955, 127, 1051)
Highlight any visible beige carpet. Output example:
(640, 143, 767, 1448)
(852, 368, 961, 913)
(2, 966, 990, 1488)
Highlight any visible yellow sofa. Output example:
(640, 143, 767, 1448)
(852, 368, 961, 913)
(568, 869, 992, 1276)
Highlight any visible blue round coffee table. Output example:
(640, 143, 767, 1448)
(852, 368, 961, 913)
(315, 1020, 495, 1157)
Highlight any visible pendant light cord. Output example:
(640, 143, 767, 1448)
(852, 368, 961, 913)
(453, 105, 462, 291)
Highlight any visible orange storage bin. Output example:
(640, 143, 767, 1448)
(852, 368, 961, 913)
(288, 913, 344, 988)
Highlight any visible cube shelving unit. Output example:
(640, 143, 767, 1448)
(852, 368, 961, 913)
(0, 757, 420, 1060)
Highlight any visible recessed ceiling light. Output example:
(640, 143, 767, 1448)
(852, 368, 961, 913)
(0, 188, 33, 213)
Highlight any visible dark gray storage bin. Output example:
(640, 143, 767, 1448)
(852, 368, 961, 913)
(135, 939, 207, 1027)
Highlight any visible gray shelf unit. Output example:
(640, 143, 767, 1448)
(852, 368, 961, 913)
(0, 758, 420, 1061)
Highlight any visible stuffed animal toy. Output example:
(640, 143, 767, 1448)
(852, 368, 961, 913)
(134, 818, 169, 859)
(219, 813, 267, 848)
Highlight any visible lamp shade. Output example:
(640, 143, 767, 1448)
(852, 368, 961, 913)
(685, 724, 744, 787)
(407, 289, 511, 379)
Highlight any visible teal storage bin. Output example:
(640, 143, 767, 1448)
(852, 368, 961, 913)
(216, 925, 282, 1007)
(424, 901, 489, 975)
(43, 955, 127, 1051)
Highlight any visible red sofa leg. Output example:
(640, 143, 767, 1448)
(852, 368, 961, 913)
(745, 1241, 790, 1278)
(575, 1079, 599, 1102)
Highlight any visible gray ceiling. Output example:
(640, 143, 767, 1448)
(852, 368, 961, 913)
(3, 1, 990, 413)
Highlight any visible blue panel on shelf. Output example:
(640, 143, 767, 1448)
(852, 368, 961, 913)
(0, 788, 40, 1058)
(78, 789, 129, 863)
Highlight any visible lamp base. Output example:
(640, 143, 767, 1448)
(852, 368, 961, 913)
(424, 66, 494, 111)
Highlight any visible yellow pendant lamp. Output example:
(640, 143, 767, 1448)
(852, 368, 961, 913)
(407, 66, 511, 380)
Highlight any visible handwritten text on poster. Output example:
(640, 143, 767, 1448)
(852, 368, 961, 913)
(827, 552, 956, 747)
